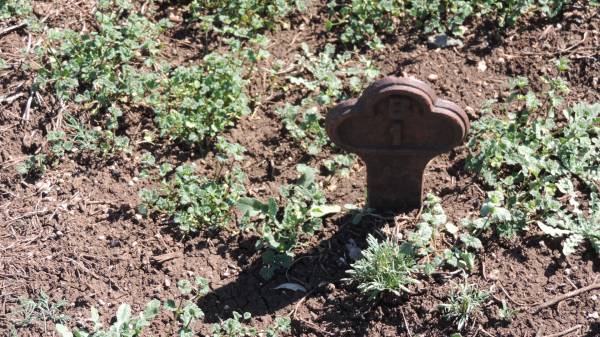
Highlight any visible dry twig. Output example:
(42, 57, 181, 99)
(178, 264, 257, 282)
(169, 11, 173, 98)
(150, 251, 183, 264)
(0, 22, 27, 37)
(0, 92, 26, 104)
(289, 285, 319, 319)
(541, 325, 582, 337)
(22, 90, 34, 121)
(533, 282, 600, 312)
(400, 307, 413, 337)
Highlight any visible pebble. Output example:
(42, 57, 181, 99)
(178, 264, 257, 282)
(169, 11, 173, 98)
(477, 60, 487, 72)
(427, 34, 464, 48)
(465, 106, 477, 119)
(427, 74, 439, 81)
(488, 269, 500, 280)
(169, 13, 183, 23)
(165, 278, 171, 287)
(345, 239, 362, 261)
(588, 311, 599, 319)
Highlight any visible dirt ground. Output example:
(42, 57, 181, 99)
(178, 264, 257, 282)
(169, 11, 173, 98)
(1, 1, 599, 336)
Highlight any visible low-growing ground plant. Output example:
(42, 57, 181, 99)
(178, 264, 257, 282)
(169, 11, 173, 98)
(211, 312, 291, 337)
(34, 0, 168, 160)
(189, 0, 309, 38)
(164, 277, 210, 336)
(277, 43, 379, 155)
(54, 276, 291, 337)
(237, 164, 340, 279)
(16, 114, 131, 177)
(15, 153, 49, 177)
(56, 301, 161, 337)
(323, 153, 354, 177)
(9, 291, 69, 333)
(439, 282, 488, 330)
(149, 52, 250, 146)
(346, 194, 485, 300)
(0, 0, 32, 20)
(346, 234, 420, 300)
(17, 0, 167, 176)
(325, 0, 403, 49)
(139, 160, 246, 233)
(326, 0, 573, 48)
(498, 299, 518, 321)
(465, 60, 600, 256)
(400, 194, 480, 274)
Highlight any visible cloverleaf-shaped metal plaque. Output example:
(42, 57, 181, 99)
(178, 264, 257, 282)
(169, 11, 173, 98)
(326, 77, 469, 211)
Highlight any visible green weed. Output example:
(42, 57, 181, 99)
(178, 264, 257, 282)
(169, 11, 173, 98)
(11, 291, 69, 332)
(327, 0, 571, 48)
(211, 312, 291, 337)
(277, 43, 379, 155)
(323, 153, 355, 177)
(237, 164, 340, 279)
(36, 0, 168, 157)
(15, 154, 48, 177)
(465, 61, 600, 256)
(56, 301, 161, 337)
(189, 0, 309, 38)
(164, 277, 210, 336)
(139, 161, 246, 233)
(326, 0, 403, 49)
(439, 283, 488, 330)
(150, 52, 250, 146)
(54, 276, 291, 337)
(498, 299, 518, 321)
(0, 0, 32, 20)
(401, 194, 479, 274)
(346, 194, 482, 300)
(346, 234, 420, 300)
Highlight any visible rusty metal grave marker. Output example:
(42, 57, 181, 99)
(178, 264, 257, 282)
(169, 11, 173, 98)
(326, 77, 469, 211)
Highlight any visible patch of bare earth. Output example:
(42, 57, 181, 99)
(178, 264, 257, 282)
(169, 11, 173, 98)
(1, 1, 599, 336)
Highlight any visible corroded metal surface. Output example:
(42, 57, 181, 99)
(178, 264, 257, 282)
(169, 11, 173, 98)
(326, 76, 469, 211)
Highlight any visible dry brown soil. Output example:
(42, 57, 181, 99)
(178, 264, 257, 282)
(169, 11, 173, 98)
(1, 1, 599, 336)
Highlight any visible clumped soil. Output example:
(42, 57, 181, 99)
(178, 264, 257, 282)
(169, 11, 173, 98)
(1, 1, 599, 336)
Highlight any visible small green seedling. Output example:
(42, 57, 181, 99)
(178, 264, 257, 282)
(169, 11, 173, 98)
(324, 154, 354, 177)
(56, 301, 161, 337)
(164, 277, 210, 337)
(151, 52, 250, 146)
(498, 299, 518, 321)
(277, 43, 379, 155)
(139, 163, 246, 233)
(326, 0, 571, 48)
(189, 0, 309, 38)
(11, 291, 69, 332)
(211, 311, 291, 337)
(439, 283, 488, 330)
(346, 234, 420, 300)
(237, 164, 340, 279)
